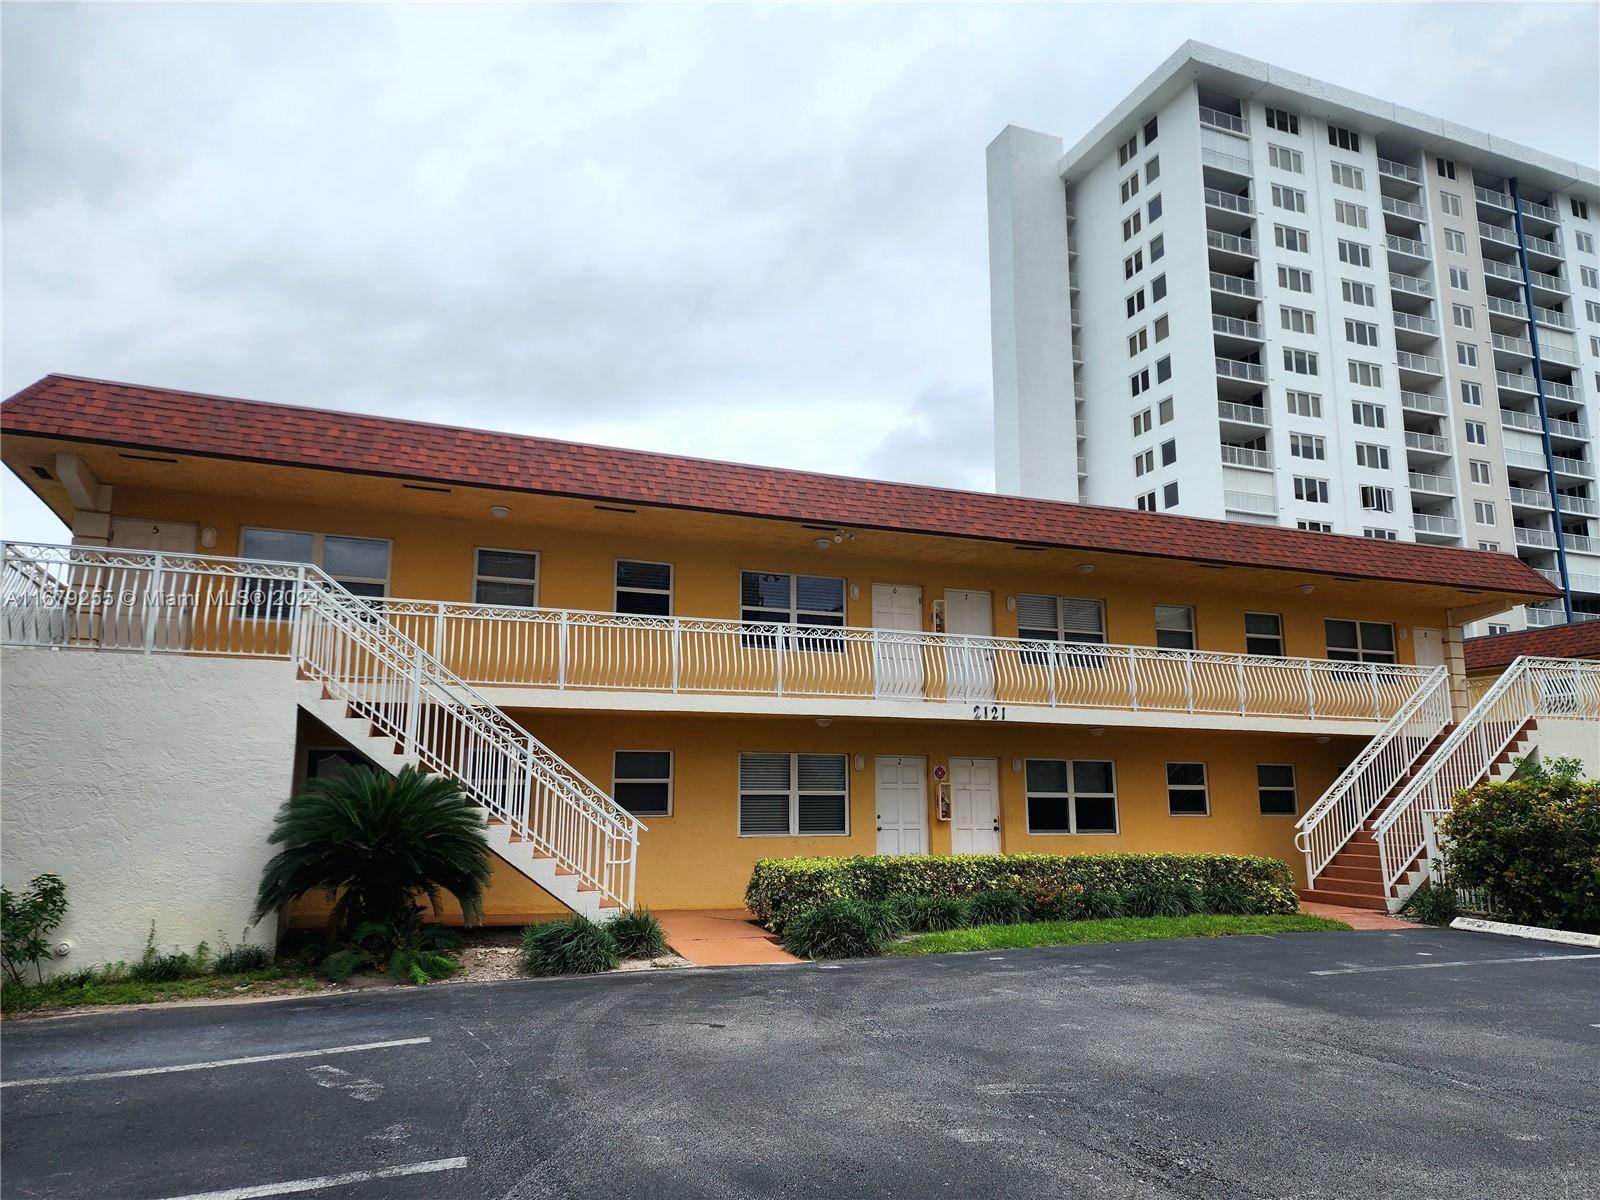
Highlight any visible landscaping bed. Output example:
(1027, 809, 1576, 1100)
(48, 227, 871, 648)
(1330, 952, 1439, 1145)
(886, 913, 1351, 956)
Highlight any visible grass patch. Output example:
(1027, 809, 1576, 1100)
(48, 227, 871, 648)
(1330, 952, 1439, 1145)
(885, 913, 1351, 956)
(1, 967, 324, 1016)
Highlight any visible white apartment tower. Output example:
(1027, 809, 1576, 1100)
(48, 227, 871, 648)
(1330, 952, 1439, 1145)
(989, 42, 1600, 629)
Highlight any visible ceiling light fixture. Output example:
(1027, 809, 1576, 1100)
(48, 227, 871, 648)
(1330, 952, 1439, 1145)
(1297, 584, 1315, 594)
(814, 538, 833, 550)
(1077, 563, 1096, 574)
(490, 505, 511, 519)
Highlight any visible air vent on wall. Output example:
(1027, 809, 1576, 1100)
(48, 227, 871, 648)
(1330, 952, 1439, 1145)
(117, 452, 178, 464)
(30, 466, 53, 481)
(594, 505, 637, 514)
(402, 483, 452, 494)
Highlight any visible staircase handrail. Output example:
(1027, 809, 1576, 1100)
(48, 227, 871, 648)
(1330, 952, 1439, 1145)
(1293, 665, 1450, 885)
(1371, 656, 1600, 892)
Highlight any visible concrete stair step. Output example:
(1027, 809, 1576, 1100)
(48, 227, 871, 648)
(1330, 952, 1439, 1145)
(1297, 887, 1390, 911)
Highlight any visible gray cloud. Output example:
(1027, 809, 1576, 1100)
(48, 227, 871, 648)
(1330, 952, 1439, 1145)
(4, 3, 1597, 543)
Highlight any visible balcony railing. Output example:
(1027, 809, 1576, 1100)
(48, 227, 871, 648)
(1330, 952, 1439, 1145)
(1386, 234, 1430, 259)
(1411, 512, 1459, 535)
(1507, 448, 1594, 478)
(1396, 350, 1442, 375)
(1528, 266, 1569, 293)
(1533, 305, 1575, 330)
(1483, 259, 1524, 284)
(1381, 195, 1426, 221)
(1378, 157, 1422, 184)
(1217, 398, 1269, 427)
(1474, 185, 1512, 211)
(1502, 409, 1588, 439)
(1479, 222, 1517, 248)
(1544, 378, 1578, 402)
(1391, 312, 1438, 336)
(364, 599, 1432, 724)
(1224, 490, 1276, 515)
(1219, 444, 1272, 469)
(1539, 342, 1579, 367)
(1514, 527, 1558, 549)
(1508, 486, 1552, 509)
(1400, 390, 1447, 415)
(1559, 494, 1600, 517)
(1388, 272, 1432, 298)
(1486, 296, 1527, 319)
(1207, 230, 1257, 257)
(1203, 187, 1253, 214)
(1404, 430, 1449, 453)
(1491, 333, 1534, 357)
(1525, 232, 1563, 258)
(1520, 196, 1561, 223)
(1495, 370, 1537, 394)
(1216, 356, 1266, 382)
(1201, 147, 1252, 176)
(1209, 271, 1258, 298)
(1212, 314, 1264, 341)
(1199, 105, 1248, 135)
(1407, 471, 1453, 495)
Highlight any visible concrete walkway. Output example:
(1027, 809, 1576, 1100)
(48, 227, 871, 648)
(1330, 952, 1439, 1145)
(656, 909, 801, 966)
(1299, 899, 1413, 930)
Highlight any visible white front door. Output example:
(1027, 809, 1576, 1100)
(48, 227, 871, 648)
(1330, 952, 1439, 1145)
(950, 756, 1001, 854)
(871, 584, 924, 699)
(944, 589, 995, 701)
(102, 519, 201, 649)
(875, 756, 928, 855)
(1412, 627, 1445, 669)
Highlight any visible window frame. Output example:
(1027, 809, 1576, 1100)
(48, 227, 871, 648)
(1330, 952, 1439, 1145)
(239, 527, 393, 618)
(1166, 762, 1210, 817)
(739, 570, 847, 651)
(472, 546, 540, 608)
(1024, 758, 1119, 835)
(1154, 604, 1196, 651)
(1257, 764, 1297, 816)
(737, 751, 850, 838)
(613, 750, 674, 817)
(614, 559, 674, 617)
(1324, 619, 1397, 665)
(1245, 612, 1284, 657)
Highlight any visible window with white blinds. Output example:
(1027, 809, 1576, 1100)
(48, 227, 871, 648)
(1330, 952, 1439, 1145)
(1154, 604, 1196, 650)
(738, 753, 848, 836)
(1015, 595, 1106, 644)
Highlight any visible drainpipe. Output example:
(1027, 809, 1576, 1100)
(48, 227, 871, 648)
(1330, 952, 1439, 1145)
(1509, 177, 1576, 623)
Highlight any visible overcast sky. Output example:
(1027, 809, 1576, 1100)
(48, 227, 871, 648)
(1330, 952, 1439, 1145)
(4, 2, 1598, 542)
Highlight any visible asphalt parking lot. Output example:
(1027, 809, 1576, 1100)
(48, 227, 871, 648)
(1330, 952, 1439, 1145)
(2, 927, 1597, 1200)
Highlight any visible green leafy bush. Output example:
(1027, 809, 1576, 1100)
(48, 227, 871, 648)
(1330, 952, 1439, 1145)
(519, 914, 620, 976)
(1025, 883, 1086, 922)
(1126, 878, 1203, 919)
(254, 764, 491, 937)
(317, 906, 460, 984)
(128, 926, 209, 984)
(895, 894, 970, 932)
(1080, 888, 1125, 920)
(779, 900, 887, 959)
(1440, 772, 1599, 933)
(968, 889, 1029, 926)
(1, 873, 68, 985)
(212, 937, 273, 974)
(746, 853, 1296, 931)
(1201, 880, 1258, 916)
(1398, 880, 1460, 927)
(606, 909, 668, 959)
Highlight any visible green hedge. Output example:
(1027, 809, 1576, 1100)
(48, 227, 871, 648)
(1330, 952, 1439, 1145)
(746, 853, 1298, 931)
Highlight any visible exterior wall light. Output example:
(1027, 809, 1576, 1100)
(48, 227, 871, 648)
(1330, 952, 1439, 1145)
(490, 505, 511, 519)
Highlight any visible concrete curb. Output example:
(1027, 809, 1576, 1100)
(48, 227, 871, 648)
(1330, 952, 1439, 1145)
(1450, 916, 1600, 948)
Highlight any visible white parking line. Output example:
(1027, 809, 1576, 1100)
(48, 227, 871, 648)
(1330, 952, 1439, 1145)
(151, 1157, 467, 1199)
(1312, 953, 1600, 977)
(1, 1037, 431, 1089)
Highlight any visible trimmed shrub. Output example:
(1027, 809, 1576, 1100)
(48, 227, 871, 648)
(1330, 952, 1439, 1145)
(746, 853, 1297, 931)
(519, 915, 621, 976)
(1398, 881, 1460, 927)
(1440, 773, 1599, 934)
(896, 895, 970, 933)
(780, 900, 886, 959)
(1080, 889, 1125, 920)
(1025, 883, 1086, 922)
(968, 889, 1029, 926)
(606, 909, 668, 959)
(1125, 878, 1203, 919)
(1201, 880, 1258, 917)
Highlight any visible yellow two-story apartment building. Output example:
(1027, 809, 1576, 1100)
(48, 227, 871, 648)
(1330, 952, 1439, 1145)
(0, 376, 1567, 963)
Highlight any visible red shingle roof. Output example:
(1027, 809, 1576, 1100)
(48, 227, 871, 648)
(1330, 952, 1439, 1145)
(1, 374, 1561, 597)
(1464, 621, 1600, 671)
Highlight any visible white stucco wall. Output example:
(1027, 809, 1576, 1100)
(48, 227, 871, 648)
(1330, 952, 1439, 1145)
(1526, 717, 1600, 777)
(1, 648, 299, 977)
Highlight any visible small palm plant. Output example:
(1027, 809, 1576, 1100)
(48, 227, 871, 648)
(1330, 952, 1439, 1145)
(253, 765, 491, 938)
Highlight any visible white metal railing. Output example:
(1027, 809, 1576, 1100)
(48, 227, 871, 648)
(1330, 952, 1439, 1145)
(1492, 332, 1533, 357)
(1520, 196, 1561, 223)
(1386, 233, 1430, 258)
(1294, 667, 1451, 886)
(1224, 490, 1276, 515)
(1405, 430, 1449, 454)
(1217, 398, 1269, 426)
(1219, 444, 1272, 469)
(1533, 305, 1575, 330)
(1528, 265, 1569, 292)
(1212, 315, 1265, 341)
(1486, 296, 1527, 319)
(1473, 185, 1512, 210)
(1199, 105, 1248, 135)
(1203, 187, 1252, 214)
(354, 597, 1437, 725)
(1412, 512, 1459, 535)
(1373, 657, 1600, 897)
(1514, 527, 1557, 549)
(1400, 390, 1447, 414)
(1392, 312, 1439, 336)
(1209, 271, 1258, 298)
(1538, 342, 1579, 367)
(1201, 147, 1252, 175)
(1508, 485, 1552, 508)
(1396, 350, 1442, 375)
(1216, 356, 1266, 382)
(0, 542, 645, 908)
(1525, 232, 1563, 259)
(1558, 494, 1600, 516)
(1207, 230, 1257, 257)
(1482, 258, 1524, 283)
(1502, 409, 1587, 439)
(1478, 222, 1517, 247)
(1389, 272, 1432, 297)
(1407, 471, 1453, 495)
(1544, 379, 1577, 402)
(1495, 369, 1536, 394)
(1381, 195, 1426, 221)
(1378, 157, 1423, 184)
